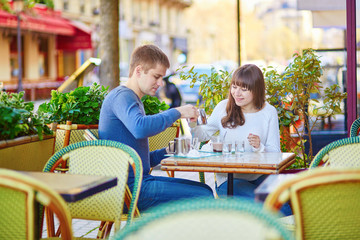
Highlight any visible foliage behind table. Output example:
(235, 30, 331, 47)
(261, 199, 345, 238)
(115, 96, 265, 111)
(38, 83, 108, 152)
(0, 91, 54, 171)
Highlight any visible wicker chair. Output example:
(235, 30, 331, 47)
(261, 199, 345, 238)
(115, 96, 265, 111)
(53, 121, 99, 173)
(83, 130, 141, 237)
(0, 169, 72, 240)
(148, 124, 180, 152)
(114, 198, 294, 240)
(350, 118, 360, 137)
(148, 124, 180, 177)
(264, 168, 360, 240)
(43, 140, 143, 238)
(309, 136, 360, 168)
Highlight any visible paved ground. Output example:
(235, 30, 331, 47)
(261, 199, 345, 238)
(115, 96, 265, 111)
(42, 167, 217, 238)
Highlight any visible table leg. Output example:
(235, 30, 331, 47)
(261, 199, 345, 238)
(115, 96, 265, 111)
(227, 173, 233, 196)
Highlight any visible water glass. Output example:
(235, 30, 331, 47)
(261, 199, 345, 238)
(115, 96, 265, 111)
(222, 141, 232, 155)
(168, 140, 175, 154)
(191, 137, 199, 150)
(235, 140, 245, 154)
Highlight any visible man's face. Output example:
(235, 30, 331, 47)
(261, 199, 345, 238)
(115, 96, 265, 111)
(138, 64, 167, 97)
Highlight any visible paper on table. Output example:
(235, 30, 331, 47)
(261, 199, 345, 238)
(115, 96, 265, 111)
(201, 142, 212, 152)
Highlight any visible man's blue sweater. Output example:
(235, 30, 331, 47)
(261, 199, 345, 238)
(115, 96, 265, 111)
(99, 86, 181, 178)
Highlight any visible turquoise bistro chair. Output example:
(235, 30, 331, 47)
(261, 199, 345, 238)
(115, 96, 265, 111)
(43, 140, 143, 238)
(114, 198, 294, 240)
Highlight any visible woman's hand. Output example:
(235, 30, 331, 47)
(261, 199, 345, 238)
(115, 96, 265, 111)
(247, 133, 260, 149)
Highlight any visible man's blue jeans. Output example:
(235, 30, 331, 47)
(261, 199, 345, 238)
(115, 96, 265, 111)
(128, 175, 214, 212)
(216, 175, 292, 216)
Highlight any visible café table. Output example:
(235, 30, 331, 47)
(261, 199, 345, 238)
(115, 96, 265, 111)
(21, 171, 117, 202)
(161, 152, 295, 196)
(17, 171, 117, 237)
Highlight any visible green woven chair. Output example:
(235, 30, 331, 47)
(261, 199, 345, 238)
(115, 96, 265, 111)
(265, 168, 360, 240)
(54, 121, 99, 153)
(148, 124, 180, 152)
(83, 130, 141, 237)
(53, 121, 99, 173)
(309, 136, 360, 168)
(149, 124, 179, 177)
(350, 118, 360, 137)
(43, 140, 143, 238)
(0, 169, 73, 240)
(113, 198, 294, 240)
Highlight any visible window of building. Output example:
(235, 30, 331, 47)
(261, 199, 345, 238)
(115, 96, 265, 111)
(80, 0, 85, 14)
(9, 36, 23, 79)
(63, 0, 69, 11)
(38, 37, 48, 77)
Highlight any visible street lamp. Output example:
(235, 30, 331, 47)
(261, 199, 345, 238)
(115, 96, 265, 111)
(13, 0, 24, 93)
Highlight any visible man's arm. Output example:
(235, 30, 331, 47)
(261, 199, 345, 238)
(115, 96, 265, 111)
(112, 91, 180, 139)
(149, 149, 167, 167)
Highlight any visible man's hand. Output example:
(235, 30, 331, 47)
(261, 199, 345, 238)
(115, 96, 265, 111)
(175, 104, 199, 120)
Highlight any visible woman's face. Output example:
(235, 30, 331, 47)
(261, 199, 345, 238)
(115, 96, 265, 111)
(230, 83, 255, 111)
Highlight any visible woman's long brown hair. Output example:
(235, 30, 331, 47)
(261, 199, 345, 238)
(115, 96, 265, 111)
(221, 64, 265, 129)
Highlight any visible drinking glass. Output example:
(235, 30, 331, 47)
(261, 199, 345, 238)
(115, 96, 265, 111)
(191, 137, 199, 150)
(235, 140, 245, 154)
(168, 140, 175, 154)
(222, 141, 232, 155)
(211, 136, 223, 153)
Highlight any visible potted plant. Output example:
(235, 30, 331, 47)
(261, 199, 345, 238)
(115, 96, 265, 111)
(178, 66, 232, 115)
(263, 49, 347, 168)
(38, 83, 109, 152)
(0, 91, 54, 171)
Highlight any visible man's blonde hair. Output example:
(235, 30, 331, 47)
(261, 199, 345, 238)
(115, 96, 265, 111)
(129, 45, 170, 77)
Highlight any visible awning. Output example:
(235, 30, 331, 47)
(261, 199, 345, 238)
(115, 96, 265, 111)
(0, 5, 92, 50)
(57, 20, 92, 50)
(0, 6, 74, 36)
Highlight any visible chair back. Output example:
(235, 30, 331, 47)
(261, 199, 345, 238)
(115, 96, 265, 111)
(114, 198, 294, 240)
(43, 140, 143, 230)
(309, 137, 360, 168)
(350, 117, 360, 137)
(149, 124, 179, 151)
(83, 129, 141, 219)
(54, 121, 99, 152)
(265, 168, 360, 240)
(0, 169, 72, 240)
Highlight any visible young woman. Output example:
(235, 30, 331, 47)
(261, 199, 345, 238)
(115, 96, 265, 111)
(192, 64, 280, 198)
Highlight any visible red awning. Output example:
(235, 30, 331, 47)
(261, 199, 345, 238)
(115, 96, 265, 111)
(0, 6, 75, 36)
(57, 21, 92, 50)
(0, 5, 92, 50)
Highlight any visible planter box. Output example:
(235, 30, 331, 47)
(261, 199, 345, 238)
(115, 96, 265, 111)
(0, 134, 55, 171)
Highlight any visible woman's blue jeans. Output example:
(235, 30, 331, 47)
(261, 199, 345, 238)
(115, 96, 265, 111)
(128, 175, 214, 212)
(216, 175, 292, 216)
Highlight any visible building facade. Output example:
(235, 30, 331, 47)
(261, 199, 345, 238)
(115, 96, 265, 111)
(0, 2, 92, 100)
(54, 0, 192, 74)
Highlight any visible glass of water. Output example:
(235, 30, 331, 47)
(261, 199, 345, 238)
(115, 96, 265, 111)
(222, 141, 232, 155)
(191, 137, 199, 150)
(235, 140, 245, 154)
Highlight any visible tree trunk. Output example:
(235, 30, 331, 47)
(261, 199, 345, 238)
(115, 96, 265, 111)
(99, 0, 119, 90)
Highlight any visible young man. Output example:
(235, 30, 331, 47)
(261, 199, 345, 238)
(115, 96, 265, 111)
(99, 45, 213, 211)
